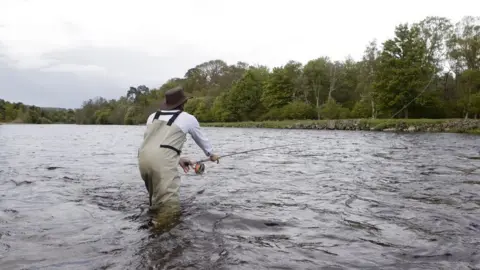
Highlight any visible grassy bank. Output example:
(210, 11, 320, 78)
(202, 118, 480, 134)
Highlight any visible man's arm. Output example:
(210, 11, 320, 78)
(188, 117, 215, 157)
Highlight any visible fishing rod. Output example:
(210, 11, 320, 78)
(185, 142, 301, 174)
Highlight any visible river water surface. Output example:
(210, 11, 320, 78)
(1, 124, 479, 270)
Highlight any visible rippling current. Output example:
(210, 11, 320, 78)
(1, 124, 479, 270)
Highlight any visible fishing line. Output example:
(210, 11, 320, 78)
(185, 71, 438, 201)
(187, 72, 436, 175)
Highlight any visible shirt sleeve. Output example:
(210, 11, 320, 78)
(187, 115, 214, 157)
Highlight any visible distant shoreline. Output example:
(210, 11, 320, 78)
(2, 118, 480, 135)
(201, 119, 480, 134)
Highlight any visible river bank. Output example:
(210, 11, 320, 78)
(201, 118, 480, 134)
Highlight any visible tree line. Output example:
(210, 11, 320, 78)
(0, 99, 76, 124)
(2, 16, 479, 125)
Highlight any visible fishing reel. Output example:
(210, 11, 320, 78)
(183, 160, 205, 175)
(193, 162, 205, 175)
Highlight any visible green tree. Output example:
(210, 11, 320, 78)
(261, 66, 294, 110)
(225, 67, 269, 121)
(374, 23, 435, 118)
(302, 57, 330, 119)
(355, 40, 380, 118)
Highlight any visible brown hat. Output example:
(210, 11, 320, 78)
(160, 86, 191, 110)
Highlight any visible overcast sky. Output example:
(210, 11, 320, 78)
(0, 0, 476, 109)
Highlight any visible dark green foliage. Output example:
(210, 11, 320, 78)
(0, 99, 76, 124)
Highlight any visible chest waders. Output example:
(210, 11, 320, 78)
(137, 110, 186, 212)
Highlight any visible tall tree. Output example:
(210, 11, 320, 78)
(355, 40, 380, 118)
(261, 66, 294, 110)
(374, 23, 435, 118)
(446, 16, 480, 118)
(303, 57, 331, 119)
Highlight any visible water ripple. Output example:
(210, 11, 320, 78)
(1, 124, 479, 269)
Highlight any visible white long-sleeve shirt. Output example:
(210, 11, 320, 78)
(145, 110, 214, 157)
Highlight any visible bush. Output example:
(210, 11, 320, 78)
(351, 99, 372, 118)
(319, 99, 350, 119)
(281, 101, 317, 120)
(259, 101, 316, 121)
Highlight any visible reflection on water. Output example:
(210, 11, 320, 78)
(1, 124, 479, 269)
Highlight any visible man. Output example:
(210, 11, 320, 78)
(137, 86, 219, 213)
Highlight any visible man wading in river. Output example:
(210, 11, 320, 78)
(137, 86, 219, 226)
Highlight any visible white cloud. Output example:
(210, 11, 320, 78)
(2, 0, 474, 64)
(40, 63, 107, 75)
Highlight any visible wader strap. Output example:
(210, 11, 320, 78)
(153, 111, 162, 120)
(160, 144, 181, 155)
(167, 111, 182, 126)
(153, 110, 181, 120)
(153, 110, 183, 155)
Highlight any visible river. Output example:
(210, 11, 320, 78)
(0, 124, 479, 270)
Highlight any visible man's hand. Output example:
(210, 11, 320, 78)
(209, 154, 220, 164)
(179, 157, 193, 173)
